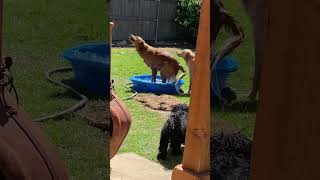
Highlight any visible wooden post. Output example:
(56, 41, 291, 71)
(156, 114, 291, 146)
(110, 22, 114, 47)
(0, 0, 3, 65)
(0, 0, 3, 80)
(250, 0, 320, 179)
(171, 0, 210, 179)
(110, 22, 113, 67)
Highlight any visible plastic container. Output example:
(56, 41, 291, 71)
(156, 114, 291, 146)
(63, 43, 110, 96)
(130, 75, 185, 95)
(210, 56, 239, 106)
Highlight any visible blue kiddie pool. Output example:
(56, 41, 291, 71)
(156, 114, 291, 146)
(130, 75, 185, 95)
(63, 43, 110, 96)
(211, 56, 239, 106)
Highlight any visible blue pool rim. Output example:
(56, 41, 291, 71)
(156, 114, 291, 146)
(211, 56, 239, 107)
(63, 42, 110, 66)
(130, 75, 185, 95)
(215, 56, 239, 72)
(63, 42, 110, 96)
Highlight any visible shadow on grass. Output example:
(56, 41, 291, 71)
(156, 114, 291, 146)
(49, 78, 109, 101)
(213, 100, 258, 113)
(123, 89, 190, 98)
(176, 93, 190, 98)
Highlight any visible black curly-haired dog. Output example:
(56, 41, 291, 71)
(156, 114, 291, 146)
(210, 132, 252, 180)
(157, 104, 189, 160)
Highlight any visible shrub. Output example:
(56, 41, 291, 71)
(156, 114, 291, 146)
(175, 0, 201, 43)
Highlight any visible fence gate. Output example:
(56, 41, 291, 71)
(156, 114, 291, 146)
(110, 0, 177, 42)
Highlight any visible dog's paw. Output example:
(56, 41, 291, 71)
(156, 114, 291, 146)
(157, 153, 167, 160)
(178, 89, 184, 94)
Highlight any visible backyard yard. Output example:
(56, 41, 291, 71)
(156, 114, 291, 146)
(1, 0, 257, 178)
(111, 0, 256, 170)
(111, 47, 191, 168)
(3, 0, 109, 179)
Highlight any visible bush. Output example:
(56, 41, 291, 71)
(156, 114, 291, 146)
(175, 0, 201, 43)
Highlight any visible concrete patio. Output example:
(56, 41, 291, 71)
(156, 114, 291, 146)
(110, 153, 172, 180)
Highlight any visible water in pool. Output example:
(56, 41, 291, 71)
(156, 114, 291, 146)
(141, 77, 175, 84)
(73, 50, 106, 63)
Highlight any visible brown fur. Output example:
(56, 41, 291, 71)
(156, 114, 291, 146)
(178, 49, 195, 95)
(129, 34, 186, 84)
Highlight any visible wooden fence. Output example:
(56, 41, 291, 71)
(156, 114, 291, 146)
(110, 0, 177, 42)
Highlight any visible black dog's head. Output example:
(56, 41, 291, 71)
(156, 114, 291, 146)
(2, 57, 12, 69)
(171, 104, 189, 113)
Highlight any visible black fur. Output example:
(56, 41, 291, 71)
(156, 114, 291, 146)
(210, 132, 252, 180)
(221, 87, 237, 104)
(157, 104, 188, 160)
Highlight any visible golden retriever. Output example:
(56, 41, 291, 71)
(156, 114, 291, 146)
(177, 49, 195, 95)
(128, 34, 186, 84)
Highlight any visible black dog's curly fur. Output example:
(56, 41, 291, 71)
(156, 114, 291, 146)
(157, 103, 251, 180)
(210, 132, 252, 180)
(157, 104, 189, 160)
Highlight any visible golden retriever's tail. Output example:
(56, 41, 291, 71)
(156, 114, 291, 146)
(176, 65, 186, 81)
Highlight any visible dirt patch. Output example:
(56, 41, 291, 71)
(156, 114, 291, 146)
(78, 100, 111, 132)
(134, 93, 182, 111)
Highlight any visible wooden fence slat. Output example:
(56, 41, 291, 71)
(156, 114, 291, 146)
(110, 0, 177, 41)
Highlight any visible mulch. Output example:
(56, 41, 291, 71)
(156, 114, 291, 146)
(78, 100, 111, 132)
(133, 93, 182, 111)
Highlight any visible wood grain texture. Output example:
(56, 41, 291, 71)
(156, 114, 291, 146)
(250, 0, 320, 179)
(181, 0, 210, 173)
(0, 0, 2, 64)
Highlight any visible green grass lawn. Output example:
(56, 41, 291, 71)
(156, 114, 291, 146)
(2, 0, 256, 177)
(3, 0, 109, 179)
(111, 0, 256, 170)
(111, 47, 191, 169)
(213, 0, 256, 139)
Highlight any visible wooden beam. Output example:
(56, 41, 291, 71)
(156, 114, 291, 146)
(250, 0, 320, 179)
(110, 22, 113, 47)
(171, 0, 210, 179)
(0, 0, 3, 64)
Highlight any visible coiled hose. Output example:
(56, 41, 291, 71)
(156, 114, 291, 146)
(33, 67, 88, 122)
(122, 82, 138, 100)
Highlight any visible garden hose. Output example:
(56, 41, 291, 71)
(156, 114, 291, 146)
(122, 82, 138, 100)
(33, 67, 89, 122)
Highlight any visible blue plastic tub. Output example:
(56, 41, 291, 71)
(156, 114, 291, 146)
(210, 56, 239, 106)
(63, 43, 110, 96)
(130, 75, 185, 95)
